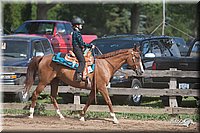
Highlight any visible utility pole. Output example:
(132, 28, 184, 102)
(162, 0, 166, 35)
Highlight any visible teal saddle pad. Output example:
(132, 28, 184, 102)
(52, 52, 95, 73)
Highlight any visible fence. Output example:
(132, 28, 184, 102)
(1, 66, 199, 115)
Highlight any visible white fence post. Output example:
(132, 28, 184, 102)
(169, 68, 178, 107)
(74, 93, 81, 105)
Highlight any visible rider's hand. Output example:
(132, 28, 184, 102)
(92, 44, 95, 49)
(90, 43, 95, 49)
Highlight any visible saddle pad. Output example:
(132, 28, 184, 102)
(52, 52, 95, 73)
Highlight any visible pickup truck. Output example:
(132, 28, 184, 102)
(13, 20, 98, 53)
(151, 39, 200, 106)
(1, 34, 54, 102)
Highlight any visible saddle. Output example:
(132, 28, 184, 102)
(64, 50, 94, 80)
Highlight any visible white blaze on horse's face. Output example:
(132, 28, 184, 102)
(131, 51, 144, 74)
(140, 60, 145, 73)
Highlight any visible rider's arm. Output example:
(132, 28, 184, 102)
(75, 31, 92, 48)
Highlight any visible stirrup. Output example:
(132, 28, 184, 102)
(76, 73, 82, 82)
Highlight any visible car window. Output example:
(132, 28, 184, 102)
(56, 23, 66, 35)
(190, 41, 200, 57)
(15, 22, 55, 35)
(64, 23, 73, 35)
(151, 41, 162, 57)
(32, 41, 44, 56)
(1, 40, 28, 58)
(160, 38, 181, 57)
(42, 39, 54, 54)
(142, 41, 150, 55)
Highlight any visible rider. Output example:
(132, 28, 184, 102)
(71, 17, 94, 82)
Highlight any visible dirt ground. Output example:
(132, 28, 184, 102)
(2, 114, 199, 133)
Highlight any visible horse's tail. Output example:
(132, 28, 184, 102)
(22, 56, 43, 99)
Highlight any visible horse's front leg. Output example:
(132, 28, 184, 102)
(99, 87, 119, 124)
(50, 78, 64, 119)
(79, 89, 95, 122)
(29, 83, 46, 118)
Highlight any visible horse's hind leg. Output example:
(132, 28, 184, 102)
(79, 89, 95, 121)
(29, 83, 46, 118)
(50, 78, 64, 119)
(99, 87, 119, 124)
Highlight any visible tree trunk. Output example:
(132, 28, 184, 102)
(197, 2, 200, 40)
(21, 4, 32, 21)
(36, 4, 56, 20)
(130, 4, 140, 34)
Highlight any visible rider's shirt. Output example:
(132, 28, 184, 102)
(72, 29, 92, 49)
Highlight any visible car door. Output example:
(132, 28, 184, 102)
(32, 40, 45, 57)
(53, 23, 72, 53)
(141, 40, 162, 69)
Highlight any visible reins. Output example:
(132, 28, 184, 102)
(94, 46, 129, 81)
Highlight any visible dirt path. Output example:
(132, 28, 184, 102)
(2, 114, 199, 132)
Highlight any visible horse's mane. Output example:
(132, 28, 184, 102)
(96, 48, 131, 59)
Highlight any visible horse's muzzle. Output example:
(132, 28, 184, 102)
(135, 68, 144, 76)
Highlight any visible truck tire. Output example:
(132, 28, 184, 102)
(15, 91, 30, 102)
(160, 96, 182, 107)
(18, 76, 26, 85)
(128, 79, 142, 106)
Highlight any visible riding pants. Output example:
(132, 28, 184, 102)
(73, 45, 85, 73)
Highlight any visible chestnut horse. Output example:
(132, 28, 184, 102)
(22, 47, 144, 124)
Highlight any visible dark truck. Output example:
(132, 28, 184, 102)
(151, 39, 200, 106)
(1, 34, 54, 102)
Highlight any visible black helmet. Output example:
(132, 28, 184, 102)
(71, 17, 85, 25)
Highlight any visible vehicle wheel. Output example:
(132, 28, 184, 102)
(160, 96, 182, 107)
(128, 79, 142, 106)
(15, 91, 30, 102)
(18, 76, 26, 85)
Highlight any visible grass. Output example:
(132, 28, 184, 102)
(2, 93, 199, 122)
(3, 108, 199, 122)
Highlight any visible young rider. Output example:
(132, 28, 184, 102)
(71, 17, 95, 82)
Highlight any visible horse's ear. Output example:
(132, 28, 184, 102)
(133, 45, 140, 52)
(136, 46, 140, 52)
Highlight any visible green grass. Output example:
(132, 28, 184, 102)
(3, 93, 199, 122)
(3, 108, 199, 122)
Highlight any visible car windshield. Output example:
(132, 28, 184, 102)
(92, 39, 139, 55)
(1, 40, 29, 58)
(14, 22, 55, 35)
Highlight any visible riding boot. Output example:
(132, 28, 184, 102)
(76, 72, 82, 82)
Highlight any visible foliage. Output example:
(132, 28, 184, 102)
(2, 2, 198, 40)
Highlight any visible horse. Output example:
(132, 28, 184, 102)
(22, 47, 144, 124)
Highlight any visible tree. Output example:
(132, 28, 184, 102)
(130, 4, 140, 34)
(36, 4, 56, 20)
(197, 2, 200, 40)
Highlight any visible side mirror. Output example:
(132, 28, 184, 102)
(144, 53, 156, 58)
(36, 52, 44, 56)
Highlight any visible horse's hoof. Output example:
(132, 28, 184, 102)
(60, 116, 65, 120)
(28, 116, 33, 119)
(79, 117, 85, 122)
(113, 119, 119, 124)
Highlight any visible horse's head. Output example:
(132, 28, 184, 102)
(127, 47, 144, 75)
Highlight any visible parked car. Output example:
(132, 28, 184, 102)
(1, 34, 54, 102)
(13, 20, 97, 53)
(91, 34, 185, 106)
